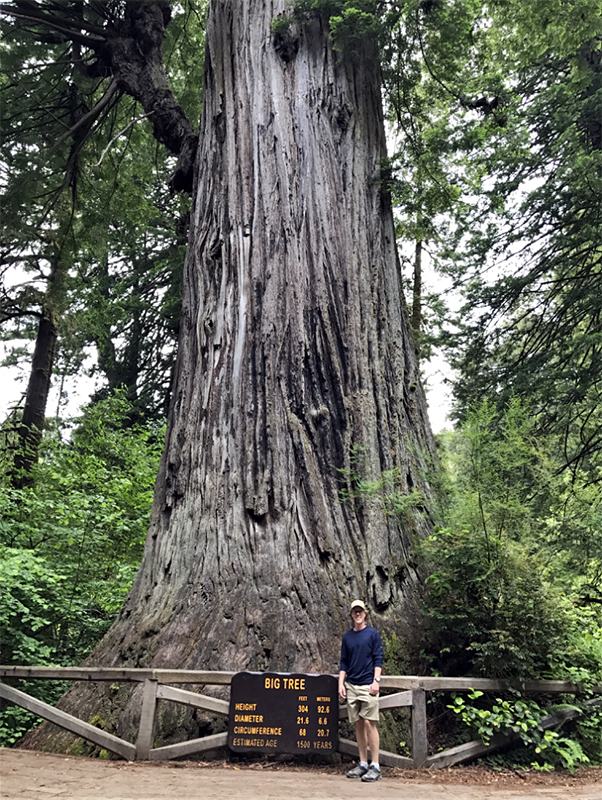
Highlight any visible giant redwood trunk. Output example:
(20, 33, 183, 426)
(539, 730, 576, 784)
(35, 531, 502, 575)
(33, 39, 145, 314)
(28, 0, 437, 747)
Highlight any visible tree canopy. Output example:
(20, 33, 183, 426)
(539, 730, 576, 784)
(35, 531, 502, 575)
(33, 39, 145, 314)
(1, 0, 206, 484)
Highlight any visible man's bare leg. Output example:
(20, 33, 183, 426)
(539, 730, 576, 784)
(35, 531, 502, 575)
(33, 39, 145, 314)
(354, 719, 368, 763)
(364, 719, 379, 765)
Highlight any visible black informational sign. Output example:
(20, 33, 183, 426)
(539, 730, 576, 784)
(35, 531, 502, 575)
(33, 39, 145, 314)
(227, 672, 339, 755)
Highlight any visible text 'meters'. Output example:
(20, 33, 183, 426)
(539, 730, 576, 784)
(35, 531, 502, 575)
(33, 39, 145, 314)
(227, 672, 339, 754)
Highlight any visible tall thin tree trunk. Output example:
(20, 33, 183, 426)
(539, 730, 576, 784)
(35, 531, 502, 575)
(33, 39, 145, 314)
(11, 258, 65, 488)
(27, 0, 437, 749)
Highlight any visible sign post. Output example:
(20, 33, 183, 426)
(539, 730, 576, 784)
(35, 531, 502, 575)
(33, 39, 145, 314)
(227, 672, 339, 755)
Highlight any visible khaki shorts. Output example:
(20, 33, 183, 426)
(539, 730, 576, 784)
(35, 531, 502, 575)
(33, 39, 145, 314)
(345, 682, 379, 723)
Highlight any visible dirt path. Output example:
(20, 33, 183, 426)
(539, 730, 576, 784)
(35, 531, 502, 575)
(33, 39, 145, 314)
(1, 749, 600, 800)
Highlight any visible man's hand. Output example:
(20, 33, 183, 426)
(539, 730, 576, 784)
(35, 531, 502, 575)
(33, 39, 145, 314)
(369, 680, 380, 696)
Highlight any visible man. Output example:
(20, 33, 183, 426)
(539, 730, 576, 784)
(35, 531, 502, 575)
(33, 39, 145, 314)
(338, 599, 383, 782)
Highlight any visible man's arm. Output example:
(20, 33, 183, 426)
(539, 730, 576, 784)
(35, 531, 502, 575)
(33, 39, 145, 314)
(369, 665, 381, 696)
(339, 635, 349, 700)
(369, 630, 384, 696)
(338, 669, 347, 699)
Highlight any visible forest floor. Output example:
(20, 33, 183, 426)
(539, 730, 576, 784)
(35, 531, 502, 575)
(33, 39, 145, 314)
(1, 749, 601, 800)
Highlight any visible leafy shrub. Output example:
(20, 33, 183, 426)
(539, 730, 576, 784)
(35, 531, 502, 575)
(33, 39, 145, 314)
(418, 525, 573, 678)
(0, 391, 162, 745)
(448, 689, 593, 773)
(414, 398, 602, 766)
(418, 399, 602, 681)
(0, 547, 67, 664)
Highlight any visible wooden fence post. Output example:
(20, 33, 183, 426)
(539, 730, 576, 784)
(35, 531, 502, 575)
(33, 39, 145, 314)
(411, 688, 428, 767)
(136, 679, 158, 761)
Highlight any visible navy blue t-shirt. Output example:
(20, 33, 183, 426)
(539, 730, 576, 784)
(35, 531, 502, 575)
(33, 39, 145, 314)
(339, 625, 383, 685)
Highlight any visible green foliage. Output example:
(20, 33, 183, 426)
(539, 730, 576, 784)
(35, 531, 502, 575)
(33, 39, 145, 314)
(429, 0, 602, 473)
(0, 704, 40, 747)
(419, 526, 574, 678)
(449, 690, 543, 747)
(575, 704, 602, 764)
(338, 463, 427, 519)
(0, 548, 67, 664)
(419, 398, 602, 681)
(0, 679, 69, 746)
(271, 15, 293, 35)
(443, 396, 544, 542)
(0, 2, 208, 422)
(329, 5, 381, 51)
(0, 391, 162, 744)
(414, 398, 602, 766)
(0, 391, 162, 740)
(448, 689, 591, 773)
(289, 1, 381, 53)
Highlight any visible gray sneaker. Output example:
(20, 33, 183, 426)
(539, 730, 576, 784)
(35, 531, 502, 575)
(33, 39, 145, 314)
(346, 763, 369, 778)
(361, 765, 382, 782)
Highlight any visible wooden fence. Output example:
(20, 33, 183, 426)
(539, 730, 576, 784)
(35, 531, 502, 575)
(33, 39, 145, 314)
(1, 667, 600, 768)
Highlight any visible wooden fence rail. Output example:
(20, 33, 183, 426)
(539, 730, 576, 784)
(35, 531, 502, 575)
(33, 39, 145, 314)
(1, 667, 600, 768)
(0, 682, 136, 761)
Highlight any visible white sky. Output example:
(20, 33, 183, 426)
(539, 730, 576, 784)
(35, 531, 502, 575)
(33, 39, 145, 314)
(423, 352, 454, 433)
(0, 358, 97, 423)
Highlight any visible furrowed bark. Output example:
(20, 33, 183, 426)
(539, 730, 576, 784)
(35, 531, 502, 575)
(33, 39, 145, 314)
(25, 0, 437, 750)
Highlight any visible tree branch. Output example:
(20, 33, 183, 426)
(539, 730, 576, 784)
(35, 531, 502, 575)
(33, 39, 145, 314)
(93, 111, 154, 168)
(2, 1, 198, 194)
(9, 0, 106, 35)
(2, 4, 104, 47)
(46, 78, 120, 161)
